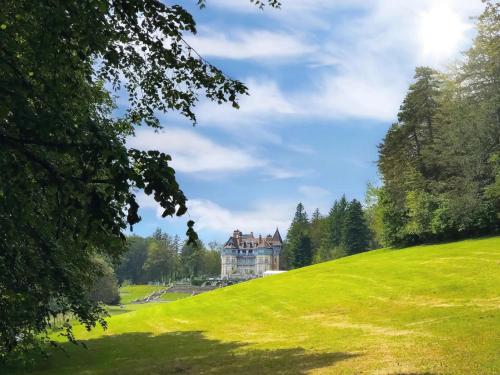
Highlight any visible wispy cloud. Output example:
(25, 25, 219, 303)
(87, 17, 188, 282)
(186, 185, 334, 236)
(191, 0, 483, 126)
(186, 198, 293, 235)
(264, 167, 308, 180)
(128, 128, 265, 174)
(128, 128, 306, 180)
(195, 78, 296, 127)
(186, 29, 315, 60)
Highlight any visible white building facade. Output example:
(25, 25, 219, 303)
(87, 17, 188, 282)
(221, 229, 282, 279)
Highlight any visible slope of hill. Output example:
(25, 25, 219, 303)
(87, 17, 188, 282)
(12, 237, 500, 374)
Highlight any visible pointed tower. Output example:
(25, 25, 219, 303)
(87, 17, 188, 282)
(271, 228, 282, 270)
(271, 228, 283, 245)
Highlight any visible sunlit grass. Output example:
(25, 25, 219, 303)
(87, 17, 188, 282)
(159, 292, 190, 302)
(118, 285, 167, 304)
(8, 237, 500, 374)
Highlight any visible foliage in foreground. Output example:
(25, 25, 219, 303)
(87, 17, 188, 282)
(0, 0, 277, 358)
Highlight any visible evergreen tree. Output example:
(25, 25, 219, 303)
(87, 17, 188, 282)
(342, 200, 370, 255)
(293, 235, 313, 268)
(310, 208, 327, 261)
(285, 203, 311, 269)
(327, 195, 348, 248)
(375, 2, 500, 246)
(312, 208, 321, 222)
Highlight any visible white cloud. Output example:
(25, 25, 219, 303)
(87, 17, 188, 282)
(206, 0, 367, 30)
(127, 128, 305, 180)
(193, 0, 483, 125)
(135, 190, 333, 238)
(186, 199, 293, 235)
(196, 78, 296, 127)
(184, 187, 334, 236)
(186, 29, 314, 60)
(287, 143, 316, 155)
(128, 128, 264, 173)
(264, 167, 307, 180)
(305, 70, 404, 122)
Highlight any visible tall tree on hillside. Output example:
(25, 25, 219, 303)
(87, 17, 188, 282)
(342, 200, 370, 255)
(285, 203, 312, 269)
(374, 2, 500, 246)
(0, 0, 281, 355)
(327, 196, 349, 248)
(309, 208, 326, 257)
(364, 183, 384, 249)
(309, 208, 333, 263)
(293, 235, 313, 268)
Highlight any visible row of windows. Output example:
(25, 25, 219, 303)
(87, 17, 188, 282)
(223, 257, 272, 265)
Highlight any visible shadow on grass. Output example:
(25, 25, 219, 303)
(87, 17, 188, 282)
(6, 331, 360, 374)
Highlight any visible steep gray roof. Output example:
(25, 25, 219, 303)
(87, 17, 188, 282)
(272, 228, 283, 244)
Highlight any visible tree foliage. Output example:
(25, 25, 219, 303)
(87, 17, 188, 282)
(375, 2, 500, 246)
(284, 199, 372, 268)
(284, 203, 313, 269)
(88, 258, 120, 306)
(116, 230, 221, 284)
(0, 0, 277, 357)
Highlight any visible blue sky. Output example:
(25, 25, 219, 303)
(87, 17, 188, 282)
(125, 0, 483, 243)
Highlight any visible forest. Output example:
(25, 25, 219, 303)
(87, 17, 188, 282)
(117, 230, 221, 284)
(282, 4, 499, 266)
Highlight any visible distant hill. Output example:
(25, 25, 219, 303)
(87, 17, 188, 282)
(12, 237, 500, 374)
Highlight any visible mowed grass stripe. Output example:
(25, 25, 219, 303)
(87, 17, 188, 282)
(9, 236, 500, 374)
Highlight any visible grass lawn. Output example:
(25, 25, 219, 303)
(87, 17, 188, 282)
(106, 304, 152, 316)
(7, 237, 500, 374)
(118, 285, 167, 304)
(159, 292, 190, 302)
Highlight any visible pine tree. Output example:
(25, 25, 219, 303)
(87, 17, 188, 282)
(327, 195, 348, 247)
(285, 203, 312, 269)
(294, 235, 313, 268)
(310, 208, 327, 261)
(342, 200, 370, 255)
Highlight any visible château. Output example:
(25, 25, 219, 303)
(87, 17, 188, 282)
(221, 229, 282, 279)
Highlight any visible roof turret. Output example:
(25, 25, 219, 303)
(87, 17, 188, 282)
(271, 228, 282, 244)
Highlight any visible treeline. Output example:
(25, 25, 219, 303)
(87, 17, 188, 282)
(116, 229, 221, 284)
(372, 4, 499, 247)
(283, 4, 499, 263)
(282, 199, 372, 269)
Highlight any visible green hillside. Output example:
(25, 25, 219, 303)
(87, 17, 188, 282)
(15, 237, 500, 374)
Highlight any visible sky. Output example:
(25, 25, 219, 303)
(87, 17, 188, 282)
(125, 0, 484, 243)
